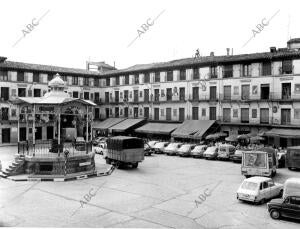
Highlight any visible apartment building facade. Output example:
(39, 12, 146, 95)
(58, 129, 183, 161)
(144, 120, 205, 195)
(1, 39, 300, 146)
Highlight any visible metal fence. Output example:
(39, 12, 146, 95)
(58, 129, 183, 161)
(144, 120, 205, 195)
(18, 140, 92, 157)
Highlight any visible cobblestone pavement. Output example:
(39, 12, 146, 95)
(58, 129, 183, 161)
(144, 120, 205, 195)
(0, 146, 300, 228)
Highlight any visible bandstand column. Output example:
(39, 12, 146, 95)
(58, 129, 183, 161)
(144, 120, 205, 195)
(17, 106, 20, 142)
(33, 104, 36, 145)
(58, 113, 61, 145)
(86, 106, 88, 143)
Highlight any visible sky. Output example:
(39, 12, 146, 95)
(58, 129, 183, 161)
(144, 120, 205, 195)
(0, 0, 299, 70)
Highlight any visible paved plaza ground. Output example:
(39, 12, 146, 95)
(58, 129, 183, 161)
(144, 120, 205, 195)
(0, 146, 300, 228)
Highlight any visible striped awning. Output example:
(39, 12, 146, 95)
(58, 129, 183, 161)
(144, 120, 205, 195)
(135, 123, 179, 135)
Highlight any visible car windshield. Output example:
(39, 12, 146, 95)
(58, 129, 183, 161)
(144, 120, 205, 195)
(219, 147, 227, 152)
(194, 146, 205, 151)
(207, 147, 216, 153)
(155, 142, 166, 147)
(181, 145, 190, 149)
(148, 141, 157, 147)
(167, 143, 179, 149)
(241, 181, 258, 191)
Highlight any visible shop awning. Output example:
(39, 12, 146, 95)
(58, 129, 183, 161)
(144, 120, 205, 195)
(264, 128, 300, 138)
(171, 120, 216, 139)
(93, 118, 126, 131)
(108, 118, 145, 133)
(135, 123, 180, 135)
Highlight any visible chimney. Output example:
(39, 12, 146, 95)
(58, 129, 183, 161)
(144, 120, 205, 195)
(226, 48, 230, 56)
(210, 52, 214, 57)
(270, 47, 277, 53)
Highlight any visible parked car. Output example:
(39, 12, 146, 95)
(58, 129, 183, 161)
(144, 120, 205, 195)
(217, 144, 235, 160)
(147, 140, 158, 154)
(144, 143, 152, 156)
(177, 144, 196, 157)
(191, 145, 207, 158)
(203, 146, 218, 160)
(237, 176, 283, 204)
(164, 142, 183, 156)
(230, 149, 250, 163)
(267, 178, 300, 220)
(92, 136, 107, 146)
(153, 142, 169, 154)
(94, 142, 107, 155)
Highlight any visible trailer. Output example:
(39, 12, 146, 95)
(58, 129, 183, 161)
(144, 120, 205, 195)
(104, 136, 144, 168)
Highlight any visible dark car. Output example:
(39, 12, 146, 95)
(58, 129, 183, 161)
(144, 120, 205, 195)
(92, 137, 107, 146)
(267, 195, 300, 220)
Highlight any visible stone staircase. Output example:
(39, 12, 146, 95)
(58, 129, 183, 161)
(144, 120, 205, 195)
(0, 155, 25, 178)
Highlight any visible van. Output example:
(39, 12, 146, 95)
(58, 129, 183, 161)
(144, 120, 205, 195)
(286, 146, 300, 170)
(267, 178, 300, 220)
(217, 144, 235, 160)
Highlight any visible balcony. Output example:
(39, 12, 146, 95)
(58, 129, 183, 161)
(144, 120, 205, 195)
(219, 92, 300, 102)
(188, 94, 218, 102)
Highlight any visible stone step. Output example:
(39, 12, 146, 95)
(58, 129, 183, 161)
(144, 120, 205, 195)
(0, 172, 8, 178)
(2, 170, 10, 176)
(9, 165, 17, 169)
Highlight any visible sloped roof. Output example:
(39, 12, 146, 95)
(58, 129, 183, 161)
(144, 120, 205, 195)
(16, 97, 95, 106)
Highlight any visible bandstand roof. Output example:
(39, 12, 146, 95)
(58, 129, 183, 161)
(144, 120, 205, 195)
(15, 97, 96, 106)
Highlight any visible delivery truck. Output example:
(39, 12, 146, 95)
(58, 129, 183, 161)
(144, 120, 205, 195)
(103, 136, 144, 168)
(241, 147, 277, 178)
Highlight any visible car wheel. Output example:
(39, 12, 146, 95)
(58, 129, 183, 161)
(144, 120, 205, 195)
(260, 198, 266, 204)
(132, 162, 138, 168)
(270, 209, 281, 220)
(105, 158, 111, 164)
(288, 167, 292, 170)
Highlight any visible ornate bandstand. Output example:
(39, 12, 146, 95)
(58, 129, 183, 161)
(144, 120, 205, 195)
(7, 74, 97, 178)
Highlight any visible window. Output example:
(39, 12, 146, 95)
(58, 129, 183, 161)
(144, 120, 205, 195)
(34, 89, 41, 97)
(124, 90, 129, 101)
(154, 108, 160, 120)
(134, 107, 139, 118)
(243, 64, 251, 77)
(73, 91, 79, 98)
(18, 88, 26, 97)
(282, 83, 291, 99)
(241, 108, 249, 123)
(0, 70, 8, 81)
(144, 89, 149, 102)
(72, 76, 78, 85)
(179, 108, 185, 121)
(192, 107, 199, 120)
(144, 73, 150, 83)
(114, 91, 119, 103)
(241, 85, 250, 100)
(209, 107, 216, 120)
(166, 88, 172, 101)
(252, 109, 257, 118)
(94, 92, 100, 102)
(289, 197, 300, 205)
(33, 72, 39, 83)
(154, 89, 159, 101)
(210, 86, 217, 100)
(223, 86, 231, 100)
(223, 65, 233, 78)
(210, 66, 218, 78)
(282, 60, 293, 74)
(179, 87, 185, 100)
(105, 92, 109, 103)
(144, 107, 149, 119)
(115, 107, 119, 118)
(261, 84, 270, 99)
(134, 90, 139, 102)
(125, 75, 129, 85)
(1, 107, 9, 120)
(155, 72, 160, 82)
(83, 77, 89, 86)
(233, 109, 238, 118)
(193, 68, 199, 80)
(260, 108, 269, 124)
(1, 87, 9, 101)
(167, 71, 173, 81)
(134, 74, 139, 84)
(94, 78, 99, 87)
(115, 76, 120, 85)
(179, 69, 186, 80)
(17, 72, 25, 82)
(202, 108, 206, 117)
(161, 108, 164, 116)
(262, 62, 271, 76)
(84, 92, 89, 100)
(166, 108, 172, 120)
(94, 108, 100, 120)
(47, 74, 53, 82)
(106, 78, 110, 86)
(192, 87, 199, 100)
(223, 108, 231, 122)
(281, 109, 291, 125)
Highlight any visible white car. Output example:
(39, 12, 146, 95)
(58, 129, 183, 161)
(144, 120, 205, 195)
(94, 142, 107, 155)
(191, 145, 207, 158)
(164, 142, 183, 156)
(203, 146, 218, 159)
(177, 144, 196, 157)
(237, 176, 283, 204)
(153, 142, 169, 154)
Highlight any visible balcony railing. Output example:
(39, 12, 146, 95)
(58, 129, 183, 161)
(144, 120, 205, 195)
(219, 92, 300, 101)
